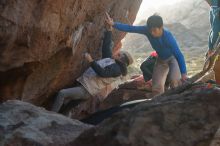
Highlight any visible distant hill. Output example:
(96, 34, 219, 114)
(122, 0, 210, 76)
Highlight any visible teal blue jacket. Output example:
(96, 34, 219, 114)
(209, 0, 220, 50)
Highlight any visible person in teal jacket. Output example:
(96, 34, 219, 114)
(206, 0, 220, 84)
(207, 0, 220, 52)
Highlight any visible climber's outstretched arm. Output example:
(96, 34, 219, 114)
(102, 30, 113, 59)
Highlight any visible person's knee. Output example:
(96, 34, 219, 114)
(152, 83, 164, 95)
(170, 79, 181, 88)
(58, 89, 66, 98)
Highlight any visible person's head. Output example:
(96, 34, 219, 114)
(113, 51, 133, 66)
(113, 51, 133, 76)
(147, 14, 163, 38)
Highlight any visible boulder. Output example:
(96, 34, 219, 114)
(0, 100, 92, 146)
(0, 0, 142, 106)
(73, 85, 220, 146)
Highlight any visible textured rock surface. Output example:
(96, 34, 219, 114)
(0, 0, 142, 106)
(67, 74, 214, 120)
(0, 100, 92, 146)
(99, 78, 152, 110)
(66, 78, 151, 120)
(73, 85, 220, 146)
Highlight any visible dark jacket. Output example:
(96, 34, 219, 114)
(91, 31, 127, 77)
(140, 54, 157, 82)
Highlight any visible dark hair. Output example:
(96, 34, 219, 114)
(146, 14, 163, 30)
(115, 60, 127, 76)
(120, 54, 130, 66)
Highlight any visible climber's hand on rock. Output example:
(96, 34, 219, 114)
(181, 74, 188, 83)
(85, 53, 93, 63)
(105, 12, 114, 26)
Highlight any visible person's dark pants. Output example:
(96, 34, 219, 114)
(52, 85, 91, 112)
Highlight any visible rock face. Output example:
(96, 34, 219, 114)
(0, 100, 92, 146)
(0, 0, 142, 106)
(73, 85, 220, 146)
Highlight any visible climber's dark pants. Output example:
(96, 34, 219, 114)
(51, 85, 91, 112)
